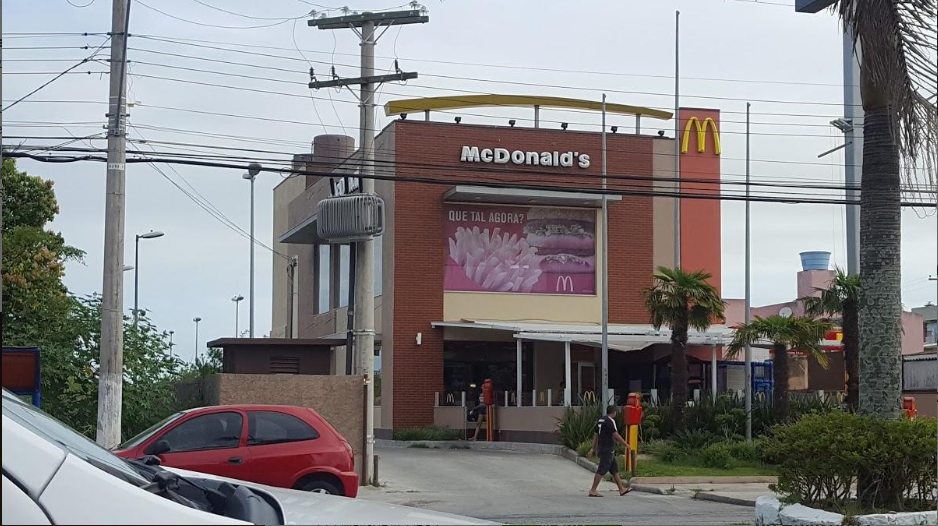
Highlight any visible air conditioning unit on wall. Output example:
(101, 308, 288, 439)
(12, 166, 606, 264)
(317, 194, 385, 243)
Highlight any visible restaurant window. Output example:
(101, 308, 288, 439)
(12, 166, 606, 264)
(317, 244, 331, 314)
(339, 245, 350, 308)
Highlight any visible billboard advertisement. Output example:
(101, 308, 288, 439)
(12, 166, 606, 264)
(444, 203, 596, 295)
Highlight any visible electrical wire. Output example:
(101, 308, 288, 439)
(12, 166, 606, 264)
(8, 144, 935, 203)
(7, 150, 935, 208)
(135, 0, 295, 29)
(2, 37, 111, 111)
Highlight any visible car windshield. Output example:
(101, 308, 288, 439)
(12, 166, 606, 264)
(119, 411, 185, 450)
(1, 389, 146, 486)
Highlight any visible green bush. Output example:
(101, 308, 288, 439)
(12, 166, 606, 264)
(656, 442, 686, 463)
(724, 439, 763, 463)
(700, 443, 735, 469)
(576, 439, 593, 458)
(393, 425, 463, 441)
(556, 400, 603, 450)
(766, 413, 937, 513)
(673, 428, 718, 451)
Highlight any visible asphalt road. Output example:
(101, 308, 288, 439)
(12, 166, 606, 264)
(359, 446, 754, 525)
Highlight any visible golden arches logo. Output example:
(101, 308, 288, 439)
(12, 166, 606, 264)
(681, 116, 721, 155)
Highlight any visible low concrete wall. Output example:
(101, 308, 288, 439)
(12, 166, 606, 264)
(433, 405, 565, 444)
(209, 374, 364, 476)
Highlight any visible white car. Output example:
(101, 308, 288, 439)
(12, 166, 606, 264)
(2, 390, 495, 525)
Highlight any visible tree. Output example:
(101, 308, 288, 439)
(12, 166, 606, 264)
(833, 1, 937, 418)
(643, 267, 725, 430)
(38, 295, 180, 439)
(1, 160, 181, 440)
(801, 268, 861, 411)
(728, 315, 833, 421)
(1, 158, 84, 346)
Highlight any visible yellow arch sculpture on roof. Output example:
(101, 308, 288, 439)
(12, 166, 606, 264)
(383, 94, 673, 120)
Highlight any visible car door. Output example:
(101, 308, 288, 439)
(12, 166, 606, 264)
(150, 410, 252, 481)
(245, 410, 322, 488)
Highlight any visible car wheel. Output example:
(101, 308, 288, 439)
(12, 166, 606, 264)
(300, 480, 342, 495)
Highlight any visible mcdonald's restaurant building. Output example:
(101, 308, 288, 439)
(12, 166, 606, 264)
(272, 96, 727, 442)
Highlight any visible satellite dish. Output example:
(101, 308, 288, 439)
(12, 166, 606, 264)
(779, 306, 793, 318)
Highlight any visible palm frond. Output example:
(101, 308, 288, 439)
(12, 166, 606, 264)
(727, 315, 833, 366)
(835, 0, 938, 193)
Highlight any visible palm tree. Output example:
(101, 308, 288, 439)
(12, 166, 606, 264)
(728, 315, 833, 421)
(643, 267, 725, 430)
(801, 268, 861, 411)
(833, 1, 937, 418)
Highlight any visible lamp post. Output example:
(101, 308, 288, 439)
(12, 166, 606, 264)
(193, 317, 202, 362)
(232, 295, 244, 337)
(168, 330, 175, 359)
(242, 163, 261, 338)
(133, 230, 165, 326)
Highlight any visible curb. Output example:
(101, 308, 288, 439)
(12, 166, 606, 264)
(375, 438, 567, 456)
(695, 492, 756, 507)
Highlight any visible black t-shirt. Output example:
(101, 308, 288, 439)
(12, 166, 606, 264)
(595, 415, 618, 454)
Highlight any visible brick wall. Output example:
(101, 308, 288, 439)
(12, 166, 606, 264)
(210, 374, 365, 476)
(389, 121, 655, 429)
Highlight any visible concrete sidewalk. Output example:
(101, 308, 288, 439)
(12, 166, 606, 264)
(376, 438, 778, 507)
(629, 481, 780, 507)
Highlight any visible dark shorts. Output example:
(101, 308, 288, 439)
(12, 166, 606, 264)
(596, 451, 618, 476)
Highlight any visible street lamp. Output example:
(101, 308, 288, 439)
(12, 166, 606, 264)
(193, 317, 202, 362)
(232, 295, 244, 337)
(134, 230, 165, 326)
(243, 163, 261, 338)
(168, 330, 175, 359)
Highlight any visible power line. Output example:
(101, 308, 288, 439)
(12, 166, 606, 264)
(128, 32, 856, 89)
(7, 151, 935, 208)
(2, 38, 110, 111)
(127, 34, 863, 109)
(135, 0, 298, 29)
(8, 145, 935, 203)
(128, 128, 290, 260)
(8, 122, 934, 186)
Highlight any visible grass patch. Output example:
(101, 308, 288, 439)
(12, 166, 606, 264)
(581, 452, 776, 478)
(632, 456, 776, 477)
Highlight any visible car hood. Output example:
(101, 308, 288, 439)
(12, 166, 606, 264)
(166, 468, 497, 525)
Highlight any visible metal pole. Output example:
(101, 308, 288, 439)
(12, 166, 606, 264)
(286, 257, 297, 339)
(355, 19, 378, 486)
(133, 235, 140, 326)
(842, 28, 862, 276)
(564, 340, 572, 407)
(744, 102, 753, 442)
(346, 244, 357, 375)
(194, 319, 200, 361)
(711, 343, 717, 402)
(235, 300, 240, 337)
(97, 0, 130, 448)
(516, 339, 522, 407)
(673, 10, 681, 269)
(601, 94, 610, 409)
(249, 176, 255, 338)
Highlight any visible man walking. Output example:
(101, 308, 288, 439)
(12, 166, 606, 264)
(587, 405, 632, 497)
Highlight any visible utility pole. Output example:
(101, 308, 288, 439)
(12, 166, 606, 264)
(744, 103, 753, 443)
(600, 95, 609, 409)
(97, 0, 131, 448)
(308, 8, 427, 486)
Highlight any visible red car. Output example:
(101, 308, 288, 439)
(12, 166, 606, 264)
(115, 404, 358, 498)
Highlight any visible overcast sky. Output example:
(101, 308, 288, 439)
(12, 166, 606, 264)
(4, 0, 936, 360)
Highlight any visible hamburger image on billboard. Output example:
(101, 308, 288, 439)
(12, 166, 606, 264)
(444, 204, 596, 295)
